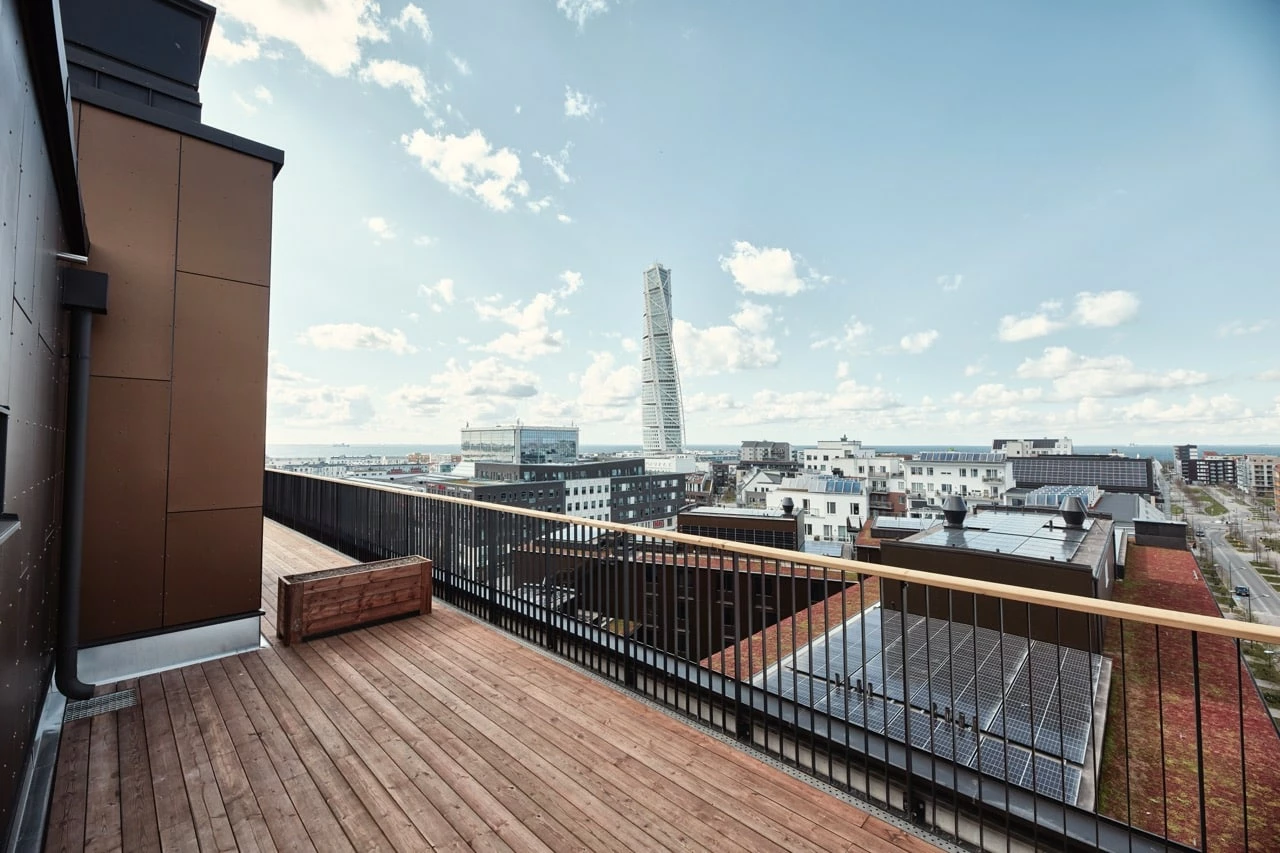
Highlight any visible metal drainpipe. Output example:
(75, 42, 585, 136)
(56, 261, 108, 701)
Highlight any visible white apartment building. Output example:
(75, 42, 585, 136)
(766, 475, 868, 542)
(991, 437, 1074, 457)
(1237, 454, 1279, 499)
(644, 454, 698, 474)
(905, 451, 1012, 514)
(800, 438, 877, 474)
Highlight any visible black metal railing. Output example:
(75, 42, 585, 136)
(264, 470, 1280, 853)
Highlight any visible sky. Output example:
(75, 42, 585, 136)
(199, 0, 1280, 447)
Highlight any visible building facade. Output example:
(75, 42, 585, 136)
(1238, 455, 1280, 499)
(741, 440, 792, 463)
(2, 0, 281, 833)
(992, 437, 1074, 457)
(1180, 455, 1237, 485)
(766, 475, 869, 542)
(460, 424, 579, 465)
(640, 263, 684, 454)
(909, 451, 1011, 510)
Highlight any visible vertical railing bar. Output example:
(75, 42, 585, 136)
(923, 583, 937, 834)
(1155, 625, 1169, 842)
(945, 588, 962, 846)
(773, 550, 784, 763)
(899, 580, 913, 822)
(821, 562, 831, 785)
(986, 594, 1000, 853)
(1191, 631, 1208, 853)
(1025, 605, 1040, 851)
(1054, 608, 1067, 849)
(1119, 618, 1133, 853)
(1236, 636, 1249, 852)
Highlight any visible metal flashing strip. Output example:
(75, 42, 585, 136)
(63, 688, 137, 722)
(78, 614, 262, 684)
(3, 683, 67, 853)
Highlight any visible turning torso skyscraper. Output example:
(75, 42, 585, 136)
(640, 263, 685, 454)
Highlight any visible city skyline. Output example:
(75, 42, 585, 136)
(199, 1, 1280, 445)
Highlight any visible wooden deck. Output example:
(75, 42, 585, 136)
(45, 520, 942, 852)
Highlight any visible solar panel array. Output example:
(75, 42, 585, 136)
(872, 517, 935, 533)
(766, 608, 1103, 804)
(824, 479, 862, 494)
(916, 451, 1006, 464)
(1010, 457, 1154, 494)
(911, 511, 1094, 563)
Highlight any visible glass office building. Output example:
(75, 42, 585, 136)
(461, 425, 579, 465)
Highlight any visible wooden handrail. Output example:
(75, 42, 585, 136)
(268, 469, 1280, 645)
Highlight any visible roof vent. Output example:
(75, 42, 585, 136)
(942, 495, 967, 529)
(1061, 496, 1087, 529)
(781, 497, 795, 516)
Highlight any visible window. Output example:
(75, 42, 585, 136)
(826, 501, 836, 514)
(823, 524, 833, 539)
(927, 467, 934, 476)
(805, 524, 813, 535)
(941, 484, 952, 493)
(802, 498, 810, 510)
(911, 466, 923, 475)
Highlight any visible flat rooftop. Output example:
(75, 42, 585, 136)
(903, 509, 1109, 568)
(44, 520, 943, 853)
(680, 506, 796, 519)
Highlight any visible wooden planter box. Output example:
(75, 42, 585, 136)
(277, 556, 432, 646)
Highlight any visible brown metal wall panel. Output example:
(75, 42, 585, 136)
(166, 272, 268, 512)
(80, 377, 170, 643)
(176, 137, 273, 286)
(163, 507, 263, 626)
(76, 104, 180, 381)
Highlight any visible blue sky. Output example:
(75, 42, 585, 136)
(201, 0, 1280, 446)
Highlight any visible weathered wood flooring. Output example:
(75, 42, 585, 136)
(45, 520, 941, 852)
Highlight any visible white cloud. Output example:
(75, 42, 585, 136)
(364, 216, 395, 241)
(938, 274, 963, 292)
(836, 361, 849, 379)
(270, 379, 375, 427)
(557, 213, 573, 224)
(232, 93, 259, 115)
(719, 241, 811, 296)
(578, 351, 640, 410)
(390, 357, 539, 419)
(1218, 319, 1271, 337)
(950, 383, 1043, 407)
(211, 0, 389, 75)
(401, 129, 530, 212)
(360, 59, 430, 108)
(620, 337, 638, 352)
(393, 4, 432, 41)
(473, 273, 583, 360)
(1015, 346, 1209, 399)
(997, 312, 1067, 342)
(514, 105, 523, 115)
(997, 289, 1141, 342)
(253, 85, 273, 103)
(413, 235, 435, 247)
(419, 278, 456, 306)
(674, 303, 780, 376)
(448, 52, 472, 76)
(297, 323, 417, 355)
(208, 22, 261, 64)
(533, 144, 573, 183)
(1073, 290, 1140, 327)
(1258, 369, 1280, 381)
(963, 363, 984, 377)
(900, 329, 939, 354)
(527, 196, 552, 213)
(564, 86, 599, 118)
(811, 317, 871, 351)
(557, 0, 610, 31)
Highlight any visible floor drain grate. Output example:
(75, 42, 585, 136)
(64, 688, 137, 722)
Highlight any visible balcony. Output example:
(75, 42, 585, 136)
(42, 471, 1280, 853)
(42, 516, 941, 852)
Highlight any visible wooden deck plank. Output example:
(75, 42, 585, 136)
(171, 666, 271, 852)
(365, 624, 751, 853)
(136, 675, 201, 852)
(156, 668, 239, 853)
(418, 611, 915, 853)
(200, 659, 318, 853)
(44, 717, 91, 852)
(216, 655, 355, 853)
(327, 632, 600, 853)
(378, 619, 798, 853)
(261, 646, 474, 853)
(82, 705, 122, 853)
(115, 681, 161, 853)
(289, 642, 517, 853)
(252, 649, 426, 851)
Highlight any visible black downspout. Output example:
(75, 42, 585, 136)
(57, 267, 108, 700)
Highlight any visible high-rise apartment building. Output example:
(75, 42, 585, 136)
(640, 263, 684, 454)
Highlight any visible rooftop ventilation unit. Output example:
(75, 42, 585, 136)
(942, 495, 967, 528)
(1061, 495, 1087, 529)
(781, 497, 795, 516)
